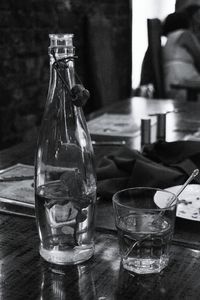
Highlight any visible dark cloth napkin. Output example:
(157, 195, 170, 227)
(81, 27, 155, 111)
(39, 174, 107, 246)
(96, 140, 200, 201)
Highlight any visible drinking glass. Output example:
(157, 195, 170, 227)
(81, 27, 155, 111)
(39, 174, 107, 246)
(112, 187, 177, 274)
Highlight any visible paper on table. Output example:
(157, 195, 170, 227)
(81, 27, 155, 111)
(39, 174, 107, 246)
(87, 113, 140, 137)
(184, 128, 200, 141)
(0, 164, 35, 217)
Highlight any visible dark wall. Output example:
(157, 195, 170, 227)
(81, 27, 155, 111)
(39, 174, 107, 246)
(0, 0, 132, 149)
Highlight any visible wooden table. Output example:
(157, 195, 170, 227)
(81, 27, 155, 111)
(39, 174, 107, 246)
(88, 96, 200, 149)
(1, 97, 200, 299)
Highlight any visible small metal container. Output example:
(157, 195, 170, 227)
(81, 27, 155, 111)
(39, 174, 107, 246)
(156, 113, 166, 141)
(141, 118, 151, 148)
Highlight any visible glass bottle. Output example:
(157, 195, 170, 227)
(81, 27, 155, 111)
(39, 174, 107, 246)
(34, 34, 97, 265)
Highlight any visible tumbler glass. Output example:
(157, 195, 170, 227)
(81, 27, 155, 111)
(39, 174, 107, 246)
(113, 187, 177, 274)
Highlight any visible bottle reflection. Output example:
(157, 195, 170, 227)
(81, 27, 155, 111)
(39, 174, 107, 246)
(115, 262, 173, 299)
(40, 263, 97, 300)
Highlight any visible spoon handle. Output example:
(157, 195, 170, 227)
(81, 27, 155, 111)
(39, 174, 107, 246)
(168, 168, 199, 206)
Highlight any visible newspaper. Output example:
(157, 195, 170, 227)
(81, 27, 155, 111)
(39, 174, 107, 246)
(0, 164, 35, 217)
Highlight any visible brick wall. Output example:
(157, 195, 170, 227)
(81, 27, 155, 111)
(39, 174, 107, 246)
(0, 0, 132, 149)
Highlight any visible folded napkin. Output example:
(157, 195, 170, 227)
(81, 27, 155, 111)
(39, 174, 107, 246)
(96, 140, 200, 200)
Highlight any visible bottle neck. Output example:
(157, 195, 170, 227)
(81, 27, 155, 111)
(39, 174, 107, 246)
(49, 45, 75, 63)
(49, 46, 76, 90)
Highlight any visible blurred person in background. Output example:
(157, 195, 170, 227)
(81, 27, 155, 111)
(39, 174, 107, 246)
(163, 7, 200, 100)
(185, 4, 200, 41)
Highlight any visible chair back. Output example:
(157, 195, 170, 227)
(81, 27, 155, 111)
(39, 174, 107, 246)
(147, 18, 165, 98)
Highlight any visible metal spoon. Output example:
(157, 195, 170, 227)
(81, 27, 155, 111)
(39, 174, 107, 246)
(166, 168, 199, 207)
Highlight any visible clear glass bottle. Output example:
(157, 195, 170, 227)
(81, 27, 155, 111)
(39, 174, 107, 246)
(34, 34, 97, 265)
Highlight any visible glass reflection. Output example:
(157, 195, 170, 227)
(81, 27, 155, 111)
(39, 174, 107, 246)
(115, 262, 174, 299)
(40, 263, 97, 300)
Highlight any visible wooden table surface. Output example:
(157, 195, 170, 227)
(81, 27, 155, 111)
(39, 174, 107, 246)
(1, 97, 200, 299)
